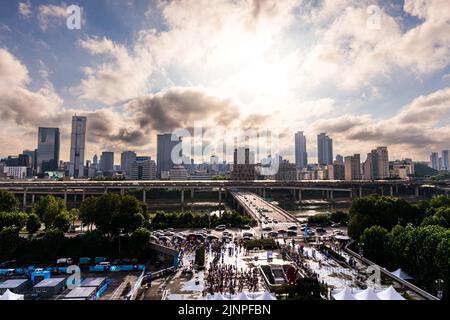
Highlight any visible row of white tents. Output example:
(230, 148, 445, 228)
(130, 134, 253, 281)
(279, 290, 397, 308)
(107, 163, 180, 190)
(207, 292, 276, 300)
(332, 286, 406, 300)
(0, 290, 24, 300)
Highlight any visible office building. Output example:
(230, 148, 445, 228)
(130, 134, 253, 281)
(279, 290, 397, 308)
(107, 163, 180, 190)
(3, 166, 27, 179)
(170, 164, 189, 180)
(430, 152, 439, 170)
(121, 151, 137, 178)
(69, 116, 87, 178)
(442, 150, 449, 171)
(345, 154, 361, 180)
(130, 156, 156, 180)
(328, 161, 345, 180)
(295, 131, 308, 169)
(231, 148, 256, 180)
(317, 133, 333, 165)
(157, 133, 182, 179)
(100, 152, 114, 174)
(37, 127, 60, 173)
(336, 154, 344, 165)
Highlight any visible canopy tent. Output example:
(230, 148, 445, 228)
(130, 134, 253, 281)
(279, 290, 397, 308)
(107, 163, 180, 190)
(332, 287, 356, 300)
(233, 292, 252, 300)
(391, 269, 413, 280)
(254, 292, 277, 300)
(354, 288, 380, 300)
(0, 289, 24, 300)
(211, 293, 228, 300)
(377, 286, 406, 301)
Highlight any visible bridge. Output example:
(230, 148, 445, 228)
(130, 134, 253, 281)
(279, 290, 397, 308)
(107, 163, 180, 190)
(0, 179, 448, 211)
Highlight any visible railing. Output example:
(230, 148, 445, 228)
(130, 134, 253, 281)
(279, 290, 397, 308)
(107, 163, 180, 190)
(344, 242, 439, 301)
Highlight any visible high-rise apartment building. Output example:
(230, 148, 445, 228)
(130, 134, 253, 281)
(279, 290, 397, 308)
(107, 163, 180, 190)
(376, 147, 389, 179)
(100, 152, 114, 174)
(295, 131, 308, 169)
(345, 154, 361, 180)
(69, 116, 87, 178)
(430, 152, 439, 170)
(442, 150, 449, 171)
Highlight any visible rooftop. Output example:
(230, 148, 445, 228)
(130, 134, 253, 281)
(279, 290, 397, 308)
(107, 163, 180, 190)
(64, 286, 97, 299)
(0, 279, 28, 289)
(34, 278, 66, 288)
(80, 277, 106, 287)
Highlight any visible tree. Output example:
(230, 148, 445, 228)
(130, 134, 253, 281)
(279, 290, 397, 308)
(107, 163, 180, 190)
(0, 227, 20, 261)
(331, 211, 349, 225)
(26, 213, 41, 235)
(68, 208, 79, 231)
(0, 190, 20, 212)
(360, 225, 391, 266)
(33, 195, 66, 229)
(53, 212, 71, 232)
(0, 212, 28, 231)
(79, 197, 97, 230)
(130, 227, 151, 257)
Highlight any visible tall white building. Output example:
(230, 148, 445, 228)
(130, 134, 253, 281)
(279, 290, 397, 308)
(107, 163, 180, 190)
(69, 116, 87, 178)
(376, 147, 389, 179)
(295, 131, 308, 169)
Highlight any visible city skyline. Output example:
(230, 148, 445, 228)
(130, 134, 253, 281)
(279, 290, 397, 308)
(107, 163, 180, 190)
(1, 1, 450, 163)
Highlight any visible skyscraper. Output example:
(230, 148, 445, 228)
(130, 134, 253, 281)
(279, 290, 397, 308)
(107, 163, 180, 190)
(295, 131, 308, 169)
(121, 151, 137, 178)
(69, 116, 87, 178)
(37, 127, 60, 174)
(317, 133, 333, 166)
(442, 150, 449, 171)
(430, 152, 439, 170)
(100, 152, 114, 174)
(157, 133, 182, 179)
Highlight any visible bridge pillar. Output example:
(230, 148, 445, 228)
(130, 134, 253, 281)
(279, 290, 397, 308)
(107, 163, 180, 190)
(329, 190, 334, 200)
(23, 189, 27, 210)
(181, 189, 185, 206)
(298, 189, 302, 203)
(359, 186, 363, 197)
(120, 188, 125, 195)
(219, 188, 222, 216)
(31, 194, 35, 206)
(64, 189, 68, 207)
(380, 186, 384, 196)
(142, 189, 147, 203)
(104, 187, 108, 194)
(415, 186, 419, 197)
(390, 185, 394, 197)
(191, 189, 195, 199)
(263, 188, 266, 199)
(82, 190, 85, 202)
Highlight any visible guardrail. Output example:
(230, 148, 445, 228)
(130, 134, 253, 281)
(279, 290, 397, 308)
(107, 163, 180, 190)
(344, 242, 439, 301)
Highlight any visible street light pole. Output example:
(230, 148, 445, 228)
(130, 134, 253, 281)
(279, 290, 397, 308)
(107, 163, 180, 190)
(435, 279, 444, 300)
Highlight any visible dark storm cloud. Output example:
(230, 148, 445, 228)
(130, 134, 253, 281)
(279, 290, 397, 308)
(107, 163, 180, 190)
(126, 87, 242, 133)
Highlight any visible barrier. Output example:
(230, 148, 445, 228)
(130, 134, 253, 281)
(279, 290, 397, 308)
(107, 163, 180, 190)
(344, 241, 439, 301)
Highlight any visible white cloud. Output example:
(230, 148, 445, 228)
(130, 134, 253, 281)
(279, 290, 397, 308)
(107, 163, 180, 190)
(38, 4, 68, 30)
(18, 2, 32, 18)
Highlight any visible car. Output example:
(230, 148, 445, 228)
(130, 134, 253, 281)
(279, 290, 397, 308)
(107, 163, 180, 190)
(215, 225, 226, 231)
(241, 225, 251, 230)
(287, 231, 297, 237)
(273, 219, 279, 224)
(268, 231, 279, 238)
(262, 226, 272, 232)
(243, 236, 253, 241)
(331, 223, 341, 228)
(99, 261, 111, 267)
(316, 228, 326, 234)
(288, 225, 298, 231)
(278, 229, 287, 234)
(242, 232, 253, 238)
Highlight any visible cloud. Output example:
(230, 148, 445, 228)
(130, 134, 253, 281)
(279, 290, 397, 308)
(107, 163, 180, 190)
(308, 87, 450, 159)
(37, 4, 68, 31)
(75, 36, 154, 105)
(18, 2, 32, 18)
(126, 87, 242, 132)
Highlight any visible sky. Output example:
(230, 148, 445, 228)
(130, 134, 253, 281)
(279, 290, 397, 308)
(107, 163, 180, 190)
(0, 0, 450, 164)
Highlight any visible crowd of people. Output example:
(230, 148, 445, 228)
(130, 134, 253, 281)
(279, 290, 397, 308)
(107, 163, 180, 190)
(202, 240, 260, 296)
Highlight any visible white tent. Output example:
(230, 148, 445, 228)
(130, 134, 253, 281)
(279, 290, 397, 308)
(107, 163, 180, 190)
(354, 288, 380, 300)
(332, 287, 356, 300)
(233, 292, 252, 300)
(391, 269, 413, 280)
(377, 286, 406, 301)
(211, 293, 228, 300)
(254, 292, 277, 300)
(0, 289, 24, 300)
